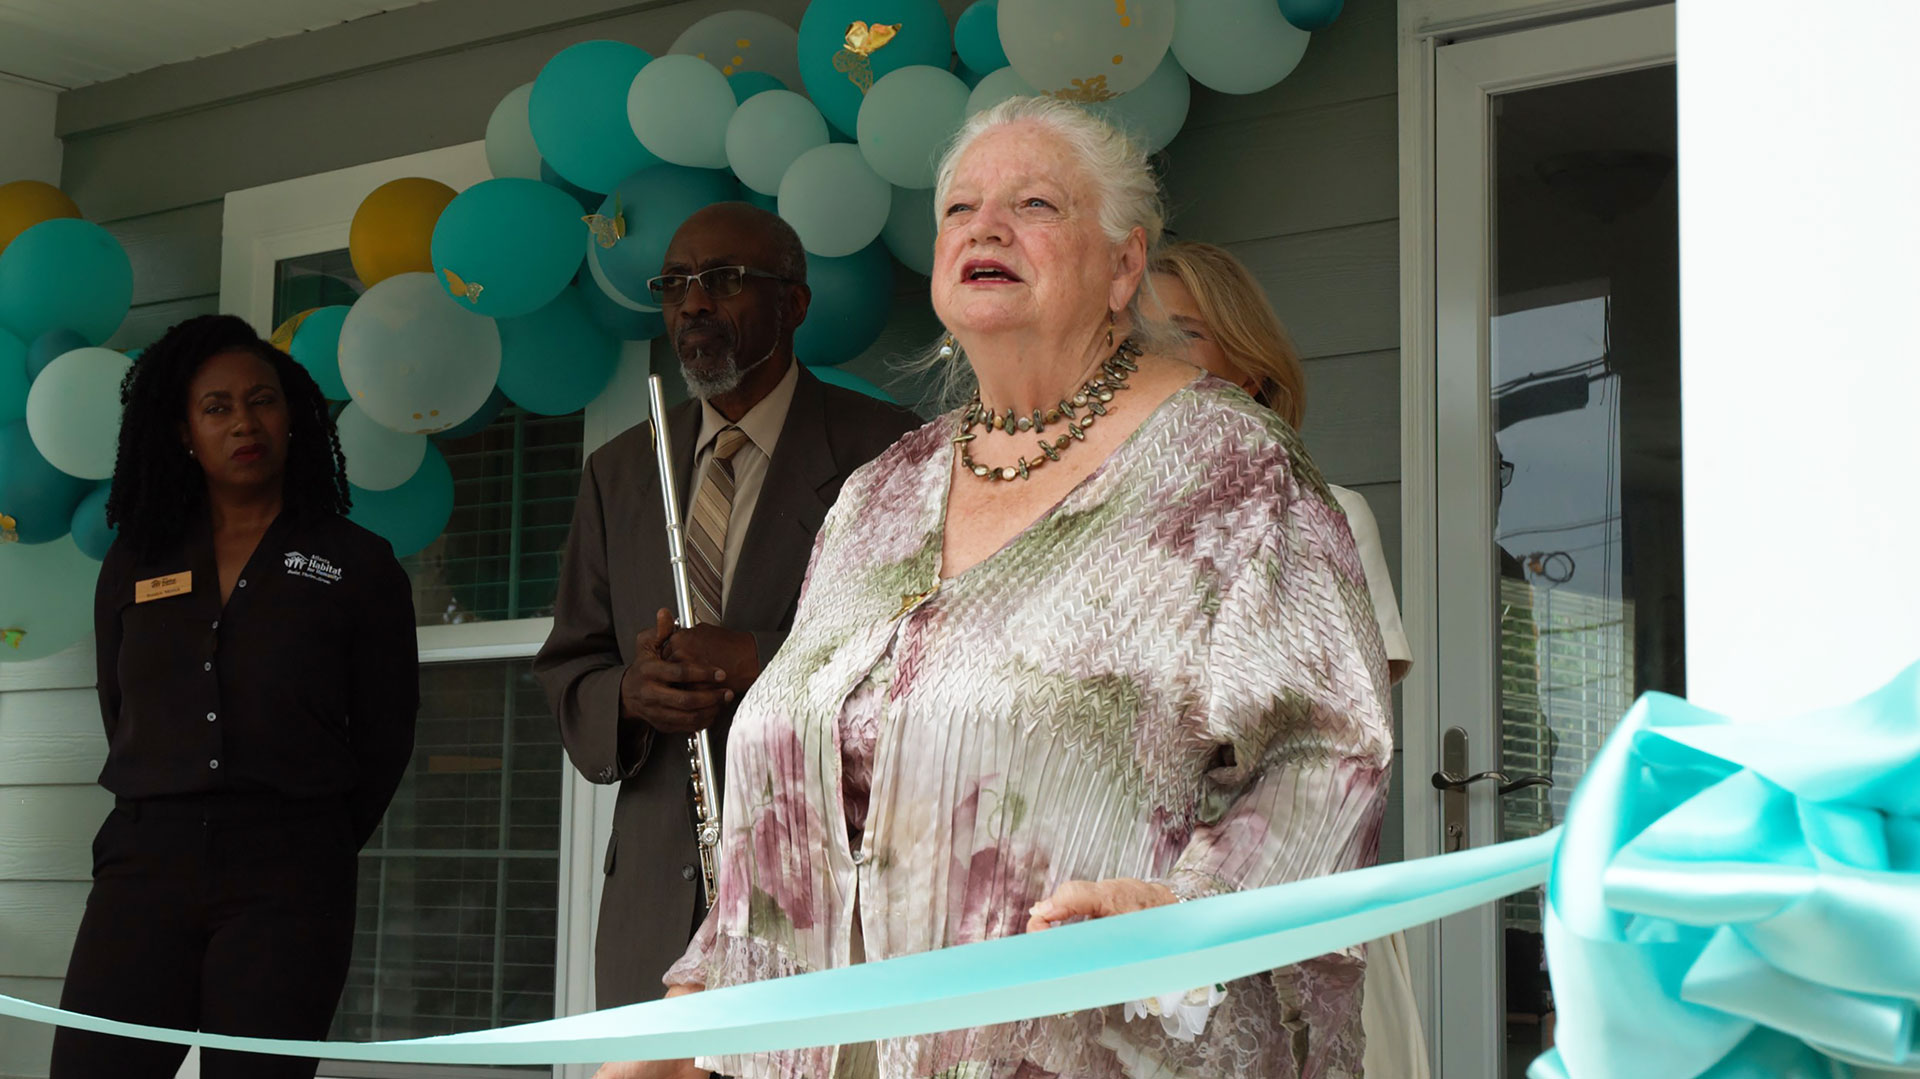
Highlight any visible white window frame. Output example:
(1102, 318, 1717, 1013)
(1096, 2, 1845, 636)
(221, 142, 653, 1079)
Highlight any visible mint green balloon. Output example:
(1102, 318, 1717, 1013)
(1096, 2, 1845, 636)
(0, 535, 97, 662)
(882, 186, 937, 276)
(25, 346, 131, 480)
(485, 82, 543, 180)
(1091, 52, 1190, 152)
(858, 66, 971, 189)
(628, 53, 736, 169)
(1170, 0, 1309, 95)
(726, 90, 829, 196)
(965, 66, 1036, 115)
(779, 144, 891, 257)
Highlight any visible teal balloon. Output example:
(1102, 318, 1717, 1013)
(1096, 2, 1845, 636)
(795, 241, 893, 367)
(497, 288, 619, 415)
(70, 483, 115, 561)
(541, 161, 602, 213)
(954, 62, 988, 89)
(0, 535, 97, 662)
(485, 82, 543, 180)
(0, 329, 27, 423)
(954, 1, 1008, 73)
(349, 442, 454, 559)
(726, 89, 830, 196)
(0, 418, 90, 544)
(430, 177, 586, 319)
(882, 186, 937, 277)
(857, 65, 970, 189)
(288, 304, 349, 399)
(779, 144, 891, 257)
(797, 0, 953, 137)
(628, 53, 736, 170)
(1091, 52, 1191, 152)
(1171, 0, 1309, 95)
(590, 165, 739, 309)
(0, 218, 133, 345)
(1279, 0, 1343, 31)
(574, 268, 663, 341)
(811, 364, 897, 404)
(529, 41, 660, 194)
(728, 71, 786, 103)
(433, 386, 507, 442)
(26, 328, 86, 379)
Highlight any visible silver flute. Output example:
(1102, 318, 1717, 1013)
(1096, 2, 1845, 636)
(646, 374, 721, 907)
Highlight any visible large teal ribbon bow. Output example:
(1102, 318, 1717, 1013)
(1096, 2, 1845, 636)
(1532, 661, 1920, 1078)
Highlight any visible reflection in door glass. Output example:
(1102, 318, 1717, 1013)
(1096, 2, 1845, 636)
(1489, 64, 1679, 1075)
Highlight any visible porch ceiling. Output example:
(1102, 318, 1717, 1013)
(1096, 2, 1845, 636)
(0, 0, 443, 90)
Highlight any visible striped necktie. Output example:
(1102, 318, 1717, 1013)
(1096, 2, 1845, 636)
(685, 426, 749, 626)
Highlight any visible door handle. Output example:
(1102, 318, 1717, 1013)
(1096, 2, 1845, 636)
(1430, 769, 1554, 797)
(1436, 726, 1554, 852)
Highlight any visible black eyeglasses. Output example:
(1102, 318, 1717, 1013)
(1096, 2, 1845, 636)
(646, 265, 796, 305)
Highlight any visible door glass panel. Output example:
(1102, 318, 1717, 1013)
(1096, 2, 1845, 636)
(1488, 64, 1679, 1075)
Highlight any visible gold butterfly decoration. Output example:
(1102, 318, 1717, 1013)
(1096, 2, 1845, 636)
(583, 196, 627, 250)
(0, 512, 17, 544)
(444, 268, 485, 303)
(2, 628, 24, 650)
(842, 20, 901, 56)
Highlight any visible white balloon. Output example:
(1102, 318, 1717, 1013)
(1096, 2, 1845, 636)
(997, 0, 1176, 101)
(670, 10, 803, 95)
(25, 346, 131, 480)
(335, 401, 427, 491)
(778, 144, 891, 257)
(1171, 0, 1310, 95)
(882, 186, 937, 276)
(966, 66, 1038, 115)
(485, 83, 543, 180)
(628, 54, 736, 169)
(726, 89, 830, 196)
(858, 66, 971, 189)
(338, 273, 503, 436)
(1090, 52, 1191, 152)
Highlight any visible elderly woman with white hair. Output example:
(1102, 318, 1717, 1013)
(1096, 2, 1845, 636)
(608, 97, 1394, 1079)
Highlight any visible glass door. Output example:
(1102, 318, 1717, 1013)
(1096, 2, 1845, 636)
(1429, 7, 1677, 1077)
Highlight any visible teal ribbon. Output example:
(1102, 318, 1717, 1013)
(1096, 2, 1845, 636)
(0, 829, 1553, 1064)
(1532, 661, 1920, 1078)
(9, 661, 1920, 1071)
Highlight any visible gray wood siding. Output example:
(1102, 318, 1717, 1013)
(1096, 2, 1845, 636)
(5, 1, 1402, 1072)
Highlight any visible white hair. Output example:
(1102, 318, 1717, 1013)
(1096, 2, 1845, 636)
(905, 96, 1183, 407)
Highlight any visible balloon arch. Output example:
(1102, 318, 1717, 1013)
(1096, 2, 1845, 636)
(0, 0, 1344, 661)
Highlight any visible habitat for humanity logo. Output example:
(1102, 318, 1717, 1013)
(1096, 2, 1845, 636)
(283, 551, 343, 584)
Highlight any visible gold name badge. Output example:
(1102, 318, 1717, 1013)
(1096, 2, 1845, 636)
(134, 572, 193, 604)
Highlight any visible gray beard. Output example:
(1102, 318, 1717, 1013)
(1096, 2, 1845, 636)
(677, 313, 783, 401)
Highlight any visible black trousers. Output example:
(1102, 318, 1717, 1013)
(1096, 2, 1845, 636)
(50, 795, 358, 1079)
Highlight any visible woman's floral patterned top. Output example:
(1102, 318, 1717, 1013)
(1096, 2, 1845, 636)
(667, 375, 1395, 1079)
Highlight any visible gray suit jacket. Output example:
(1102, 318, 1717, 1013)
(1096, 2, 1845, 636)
(534, 363, 923, 1006)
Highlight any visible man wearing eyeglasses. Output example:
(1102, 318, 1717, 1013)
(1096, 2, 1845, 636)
(536, 202, 921, 1009)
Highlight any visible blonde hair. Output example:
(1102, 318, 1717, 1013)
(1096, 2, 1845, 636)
(1150, 242, 1307, 429)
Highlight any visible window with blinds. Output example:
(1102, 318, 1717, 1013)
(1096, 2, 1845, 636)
(274, 252, 570, 1074)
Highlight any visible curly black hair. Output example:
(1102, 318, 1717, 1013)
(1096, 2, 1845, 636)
(106, 314, 349, 558)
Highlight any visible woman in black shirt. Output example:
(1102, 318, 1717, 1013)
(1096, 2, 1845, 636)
(51, 315, 419, 1078)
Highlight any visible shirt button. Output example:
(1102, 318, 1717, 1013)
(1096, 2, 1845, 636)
(203, 662, 213, 672)
(852, 850, 870, 867)
(206, 712, 216, 722)
(209, 759, 220, 769)
(237, 579, 247, 588)
(680, 865, 696, 881)
(211, 620, 219, 630)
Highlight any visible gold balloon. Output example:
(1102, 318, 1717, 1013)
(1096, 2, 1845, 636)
(348, 177, 457, 287)
(0, 180, 82, 258)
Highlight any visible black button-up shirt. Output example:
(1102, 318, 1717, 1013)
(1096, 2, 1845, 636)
(93, 509, 420, 845)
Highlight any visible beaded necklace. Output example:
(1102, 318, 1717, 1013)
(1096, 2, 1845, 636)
(954, 339, 1141, 482)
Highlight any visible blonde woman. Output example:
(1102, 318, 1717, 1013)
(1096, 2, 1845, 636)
(1149, 240, 1429, 1079)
